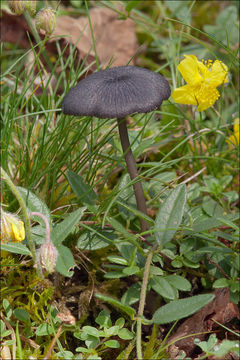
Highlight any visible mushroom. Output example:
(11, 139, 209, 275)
(62, 66, 170, 233)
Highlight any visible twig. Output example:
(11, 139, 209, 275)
(43, 324, 63, 360)
(1, 314, 16, 360)
(180, 167, 206, 184)
(206, 254, 230, 279)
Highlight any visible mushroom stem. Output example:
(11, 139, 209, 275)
(117, 118, 149, 233)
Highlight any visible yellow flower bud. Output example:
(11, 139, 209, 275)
(1, 207, 25, 244)
(35, 8, 56, 37)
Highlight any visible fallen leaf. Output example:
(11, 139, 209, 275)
(1, 6, 139, 92)
(51, 6, 138, 69)
(0, 10, 34, 48)
(168, 288, 239, 358)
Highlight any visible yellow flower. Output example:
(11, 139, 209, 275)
(1, 207, 25, 244)
(226, 118, 239, 147)
(172, 54, 229, 111)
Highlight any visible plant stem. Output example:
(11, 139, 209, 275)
(117, 118, 149, 233)
(116, 119, 153, 358)
(31, 212, 51, 244)
(136, 249, 153, 359)
(24, 11, 53, 72)
(0, 167, 36, 263)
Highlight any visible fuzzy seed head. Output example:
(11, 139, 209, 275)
(35, 8, 56, 36)
(8, 0, 25, 15)
(24, 0, 36, 17)
(40, 242, 58, 273)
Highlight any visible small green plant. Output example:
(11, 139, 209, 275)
(194, 334, 239, 359)
(74, 310, 134, 358)
(1, 0, 239, 359)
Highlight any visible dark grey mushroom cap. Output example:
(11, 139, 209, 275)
(62, 66, 170, 119)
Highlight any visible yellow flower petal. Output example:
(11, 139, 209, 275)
(227, 134, 239, 146)
(208, 60, 229, 87)
(233, 118, 239, 134)
(11, 221, 25, 242)
(177, 55, 202, 85)
(197, 61, 210, 80)
(172, 84, 198, 105)
(226, 118, 240, 147)
(173, 54, 229, 111)
(195, 85, 220, 112)
(1, 208, 25, 243)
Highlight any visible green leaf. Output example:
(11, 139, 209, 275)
(52, 207, 85, 245)
(36, 323, 54, 336)
(116, 242, 136, 262)
(95, 310, 112, 327)
(165, 0, 191, 24)
(94, 293, 136, 319)
(31, 225, 46, 245)
(195, 334, 239, 357)
(148, 171, 177, 197)
(150, 266, 164, 276)
(1, 330, 12, 338)
(85, 335, 99, 349)
(155, 184, 186, 246)
(214, 339, 239, 357)
(117, 200, 153, 224)
(104, 340, 120, 348)
(125, 0, 140, 13)
(13, 308, 30, 322)
(118, 328, 134, 340)
(202, 197, 225, 217)
(1, 243, 31, 256)
(192, 213, 239, 232)
(216, 217, 239, 231)
(103, 326, 119, 337)
(107, 216, 137, 241)
(55, 245, 75, 277)
(152, 294, 215, 324)
(121, 283, 141, 306)
(67, 170, 98, 205)
(166, 275, 192, 291)
(77, 228, 116, 250)
(107, 255, 128, 265)
(171, 259, 183, 268)
(3, 299, 12, 319)
(122, 266, 139, 276)
(151, 277, 176, 300)
(115, 318, 125, 328)
(55, 351, 74, 358)
(17, 187, 51, 226)
(117, 174, 136, 221)
(104, 271, 125, 279)
(82, 326, 99, 338)
(213, 278, 229, 288)
(75, 347, 92, 353)
(203, 5, 238, 46)
(2, 340, 15, 347)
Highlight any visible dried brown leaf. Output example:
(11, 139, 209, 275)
(168, 288, 240, 358)
(0, 10, 34, 48)
(51, 6, 138, 69)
